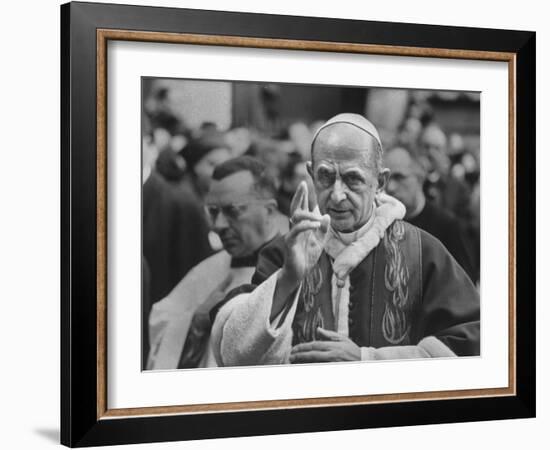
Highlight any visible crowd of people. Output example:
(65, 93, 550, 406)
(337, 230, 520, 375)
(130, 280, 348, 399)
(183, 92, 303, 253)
(142, 85, 481, 370)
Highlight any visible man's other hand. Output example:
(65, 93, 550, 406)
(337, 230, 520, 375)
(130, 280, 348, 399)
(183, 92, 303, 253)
(289, 327, 361, 363)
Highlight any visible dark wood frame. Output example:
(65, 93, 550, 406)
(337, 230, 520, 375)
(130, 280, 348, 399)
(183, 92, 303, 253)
(61, 1, 536, 447)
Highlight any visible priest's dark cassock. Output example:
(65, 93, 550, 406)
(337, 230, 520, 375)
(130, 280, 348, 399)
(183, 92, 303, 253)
(408, 200, 478, 284)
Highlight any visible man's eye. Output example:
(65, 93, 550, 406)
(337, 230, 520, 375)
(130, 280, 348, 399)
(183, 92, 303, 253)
(224, 205, 242, 219)
(342, 173, 364, 187)
(316, 169, 335, 187)
(391, 173, 406, 182)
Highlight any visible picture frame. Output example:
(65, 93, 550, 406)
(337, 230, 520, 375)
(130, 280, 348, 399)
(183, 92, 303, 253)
(60, 1, 535, 447)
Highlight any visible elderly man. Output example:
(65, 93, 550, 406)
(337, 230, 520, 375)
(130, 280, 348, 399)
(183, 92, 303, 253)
(147, 156, 281, 370)
(211, 113, 480, 367)
(384, 146, 477, 283)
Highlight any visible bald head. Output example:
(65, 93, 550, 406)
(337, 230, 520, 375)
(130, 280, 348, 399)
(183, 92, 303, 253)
(312, 122, 382, 176)
(306, 116, 388, 232)
(421, 124, 447, 152)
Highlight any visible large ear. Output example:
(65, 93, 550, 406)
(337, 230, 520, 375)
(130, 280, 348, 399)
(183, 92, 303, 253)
(377, 168, 390, 192)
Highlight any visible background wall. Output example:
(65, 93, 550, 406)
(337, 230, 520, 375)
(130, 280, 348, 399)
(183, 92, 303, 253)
(0, 0, 545, 449)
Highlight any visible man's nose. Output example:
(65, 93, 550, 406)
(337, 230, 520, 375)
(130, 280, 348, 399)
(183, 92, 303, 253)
(386, 179, 397, 194)
(212, 211, 229, 231)
(330, 179, 347, 203)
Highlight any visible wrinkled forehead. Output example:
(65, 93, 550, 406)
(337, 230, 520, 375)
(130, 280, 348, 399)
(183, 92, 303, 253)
(311, 123, 378, 169)
(206, 171, 256, 203)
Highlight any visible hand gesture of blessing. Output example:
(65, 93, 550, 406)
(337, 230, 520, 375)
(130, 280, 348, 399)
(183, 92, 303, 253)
(282, 181, 330, 284)
(271, 181, 330, 321)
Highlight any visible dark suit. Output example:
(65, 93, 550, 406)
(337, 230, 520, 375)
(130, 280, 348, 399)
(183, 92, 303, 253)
(143, 171, 213, 304)
(408, 201, 478, 283)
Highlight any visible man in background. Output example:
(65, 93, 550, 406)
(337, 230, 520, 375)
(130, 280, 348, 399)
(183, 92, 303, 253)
(420, 123, 471, 222)
(384, 146, 477, 283)
(142, 135, 213, 366)
(147, 156, 281, 369)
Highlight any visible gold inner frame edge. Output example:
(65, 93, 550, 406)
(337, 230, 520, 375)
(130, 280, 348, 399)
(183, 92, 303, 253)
(95, 29, 517, 419)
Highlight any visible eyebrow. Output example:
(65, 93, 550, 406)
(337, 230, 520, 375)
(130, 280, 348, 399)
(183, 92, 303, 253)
(341, 168, 367, 180)
(315, 164, 336, 172)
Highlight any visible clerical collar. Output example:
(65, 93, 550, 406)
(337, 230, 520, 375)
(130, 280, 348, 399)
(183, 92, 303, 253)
(230, 234, 280, 268)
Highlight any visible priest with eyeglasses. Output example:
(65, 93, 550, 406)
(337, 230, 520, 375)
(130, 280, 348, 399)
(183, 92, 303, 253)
(147, 156, 284, 369)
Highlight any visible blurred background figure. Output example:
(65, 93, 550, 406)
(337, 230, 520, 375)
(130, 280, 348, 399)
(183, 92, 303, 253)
(181, 129, 233, 200)
(142, 136, 213, 367)
(467, 181, 481, 285)
(147, 156, 281, 370)
(384, 146, 477, 283)
(420, 123, 472, 222)
(397, 116, 423, 152)
(142, 146, 213, 358)
(277, 152, 316, 216)
(144, 86, 182, 136)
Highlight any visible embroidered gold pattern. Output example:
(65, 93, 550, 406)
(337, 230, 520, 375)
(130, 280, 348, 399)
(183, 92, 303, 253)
(382, 221, 411, 344)
(295, 264, 324, 343)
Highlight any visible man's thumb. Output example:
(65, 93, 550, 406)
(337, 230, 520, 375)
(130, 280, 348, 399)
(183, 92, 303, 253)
(316, 327, 344, 341)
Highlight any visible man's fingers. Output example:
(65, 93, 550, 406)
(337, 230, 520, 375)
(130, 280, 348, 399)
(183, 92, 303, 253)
(285, 220, 321, 245)
(289, 181, 307, 215)
(289, 350, 335, 363)
(316, 327, 346, 341)
(291, 210, 322, 224)
(319, 214, 331, 233)
(291, 341, 335, 353)
(301, 181, 309, 210)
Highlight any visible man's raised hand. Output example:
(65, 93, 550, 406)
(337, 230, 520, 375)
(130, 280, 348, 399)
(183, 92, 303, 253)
(282, 181, 330, 285)
(270, 182, 329, 321)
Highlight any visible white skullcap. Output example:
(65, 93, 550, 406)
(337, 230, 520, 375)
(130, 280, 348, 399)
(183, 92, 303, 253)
(311, 113, 383, 152)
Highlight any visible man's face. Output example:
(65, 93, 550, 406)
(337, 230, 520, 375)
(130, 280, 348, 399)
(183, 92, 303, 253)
(309, 124, 384, 233)
(384, 148, 423, 215)
(205, 171, 274, 257)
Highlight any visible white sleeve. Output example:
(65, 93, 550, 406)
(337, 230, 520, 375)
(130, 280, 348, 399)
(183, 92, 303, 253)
(146, 296, 177, 369)
(360, 336, 456, 360)
(211, 270, 301, 367)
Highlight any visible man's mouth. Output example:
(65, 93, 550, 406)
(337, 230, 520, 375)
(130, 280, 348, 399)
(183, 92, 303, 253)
(329, 208, 351, 217)
(220, 235, 239, 247)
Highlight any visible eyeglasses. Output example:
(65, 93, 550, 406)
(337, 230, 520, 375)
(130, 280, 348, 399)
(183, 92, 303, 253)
(205, 200, 272, 222)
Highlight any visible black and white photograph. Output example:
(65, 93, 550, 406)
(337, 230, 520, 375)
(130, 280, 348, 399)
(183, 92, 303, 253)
(142, 78, 481, 371)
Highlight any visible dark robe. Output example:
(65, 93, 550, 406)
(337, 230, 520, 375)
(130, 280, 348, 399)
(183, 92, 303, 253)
(408, 201, 478, 283)
(143, 171, 213, 305)
(222, 220, 480, 357)
(424, 174, 471, 223)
